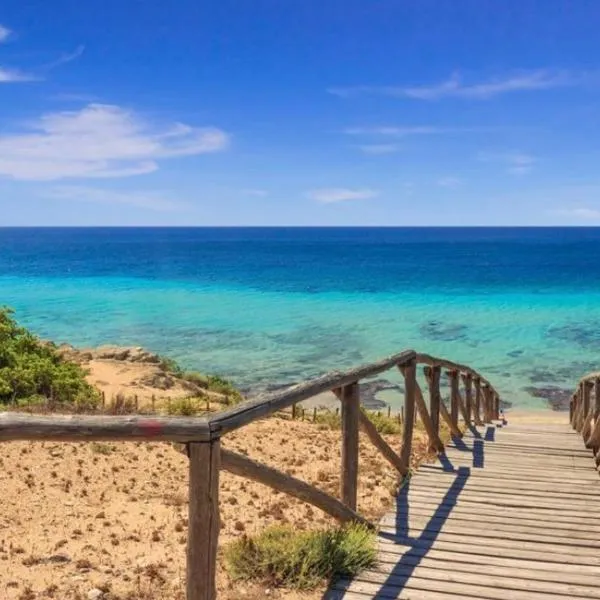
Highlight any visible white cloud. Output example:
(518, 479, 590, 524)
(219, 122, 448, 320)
(0, 25, 11, 43)
(44, 186, 184, 212)
(0, 103, 229, 180)
(0, 67, 37, 82)
(307, 188, 379, 203)
(478, 151, 536, 175)
(437, 177, 463, 188)
(329, 70, 577, 101)
(357, 144, 399, 155)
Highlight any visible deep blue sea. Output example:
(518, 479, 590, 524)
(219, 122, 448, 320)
(2, 227, 599, 409)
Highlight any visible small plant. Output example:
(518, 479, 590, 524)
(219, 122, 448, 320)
(224, 523, 376, 589)
(106, 392, 137, 414)
(166, 397, 204, 416)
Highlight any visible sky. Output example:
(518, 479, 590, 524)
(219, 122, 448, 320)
(1, 0, 600, 226)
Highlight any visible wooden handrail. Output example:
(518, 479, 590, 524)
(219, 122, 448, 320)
(0, 349, 501, 600)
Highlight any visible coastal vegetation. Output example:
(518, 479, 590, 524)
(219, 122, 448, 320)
(0, 307, 99, 408)
(224, 523, 376, 589)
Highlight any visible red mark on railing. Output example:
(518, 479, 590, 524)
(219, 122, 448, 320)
(140, 420, 163, 436)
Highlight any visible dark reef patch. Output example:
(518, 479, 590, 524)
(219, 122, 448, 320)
(419, 320, 469, 343)
(524, 386, 571, 411)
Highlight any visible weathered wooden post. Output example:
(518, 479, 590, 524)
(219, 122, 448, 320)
(462, 373, 473, 425)
(447, 370, 460, 431)
(399, 358, 416, 473)
(473, 378, 484, 426)
(424, 365, 443, 451)
(187, 439, 220, 600)
(581, 380, 593, 438)
(576, 382, 588, 433)
(340, 382, 360, 511)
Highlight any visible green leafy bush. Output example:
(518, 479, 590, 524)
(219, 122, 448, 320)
(0, 307, 99, 408)
(181, 371, 243, 405)
(224, 523, 376, 589)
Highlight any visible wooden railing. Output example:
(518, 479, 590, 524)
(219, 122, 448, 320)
(0, 349, 501, 600)
(570, 373, 600, 464)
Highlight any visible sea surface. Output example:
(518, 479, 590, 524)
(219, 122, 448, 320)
(2, 227, 599, 410)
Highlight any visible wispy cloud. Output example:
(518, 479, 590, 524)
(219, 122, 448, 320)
(478, 151, 536, 175)
(43, 45, 85, 71)
(45, 186, 184, 211)
(356, 144, 399, 155)
(437, 176, 463, 188)
(0, 25, 11, 43)
(306, 188, 379, 203)
(344, 125, 490, 138)
(0, 67, 37, 82)
(329, 70, 578, 101)
(0, 103, 229, 181)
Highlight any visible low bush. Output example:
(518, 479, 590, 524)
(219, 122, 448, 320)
(0, 307, 99, 408)
(224, 523, 376, 589)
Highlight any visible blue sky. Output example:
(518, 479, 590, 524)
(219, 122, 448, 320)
(1, 0, 600, 225)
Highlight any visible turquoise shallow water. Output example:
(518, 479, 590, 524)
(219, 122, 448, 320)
(2, 227, 600, 410)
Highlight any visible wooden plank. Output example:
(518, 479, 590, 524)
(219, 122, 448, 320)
(379, 530, 600, 559)
(375, 549, 600, 581)
(399, 359, 416, 472)
(380, 506, 600, 535)
(220, 448, 371, 526)
(402, 488, 600, 512)
(209, 349, 416, 435)
(357, 410, 407, 475)
(341, 382, 360, 511)
(366, 558, 600, 597)
(389, 495, 600, 525)
(331, 573, 583, 600)
(0, 412, 212, 442)
(377, 535, 600, 566)
(187, 440, 220, 600)
(379, 519, 600, 548)
(335, 564, 600, 600)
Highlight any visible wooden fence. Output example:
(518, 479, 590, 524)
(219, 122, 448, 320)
(0, 349, 501, 600)
(570, 372, 600, 464)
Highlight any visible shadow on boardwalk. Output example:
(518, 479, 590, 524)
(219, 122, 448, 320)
(324, 424, 500, 599)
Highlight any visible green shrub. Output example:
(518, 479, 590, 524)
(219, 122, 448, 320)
(0, 307, 99, 407)
(166, 396, 205, 416)
(224, 523, 376, 589)
(314, 407, 400, 435)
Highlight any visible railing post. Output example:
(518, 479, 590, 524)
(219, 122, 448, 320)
(424, 365, 441, 452)
(481, 384, 490, 423)
(447, 370, 460, 430)
(462, 373, 473, 425)
(494, 393, 501, 420)
(399, 358, 416, 473)
(577, 382, 589, 433)
(340, 382, 360, 511)
(187, 439, 220, 600)
(473, 377, 484, 426)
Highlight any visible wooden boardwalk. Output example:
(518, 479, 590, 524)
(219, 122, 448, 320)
(328, 420, 600, 600)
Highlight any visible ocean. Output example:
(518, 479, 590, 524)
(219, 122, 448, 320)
(1, 226, 599, 410)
